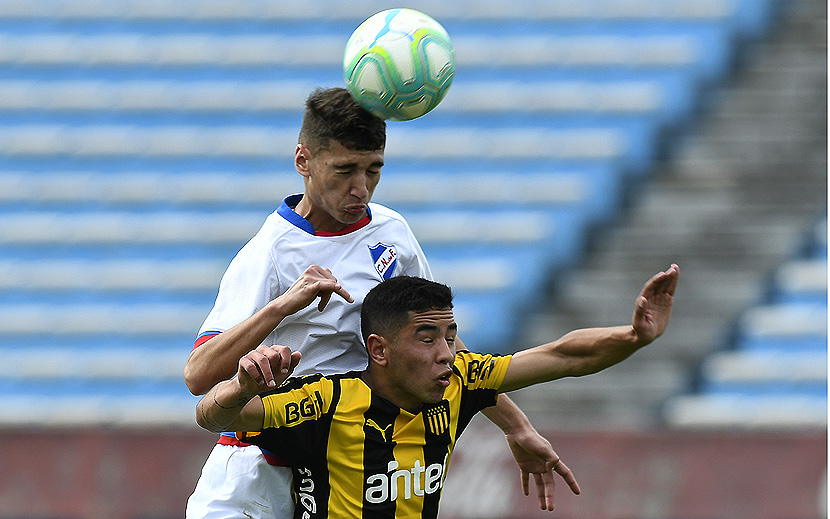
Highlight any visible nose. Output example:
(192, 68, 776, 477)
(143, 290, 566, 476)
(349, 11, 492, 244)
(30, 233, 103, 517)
(351, 174, 370, 199)
(436, 338, 454, 365)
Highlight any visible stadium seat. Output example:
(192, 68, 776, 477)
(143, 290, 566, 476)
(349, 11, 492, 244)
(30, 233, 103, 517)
(0, 0, 786, 425)
(665, 216, 828, 429)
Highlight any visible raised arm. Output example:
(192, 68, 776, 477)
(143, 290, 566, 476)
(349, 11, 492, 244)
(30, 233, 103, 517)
(502, 264, 678, 392)
(184, 265, 353, 395)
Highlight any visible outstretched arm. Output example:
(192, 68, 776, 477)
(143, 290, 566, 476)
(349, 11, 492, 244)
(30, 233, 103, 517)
(184, 265, 352, 395)
(502, 264, 678, 392)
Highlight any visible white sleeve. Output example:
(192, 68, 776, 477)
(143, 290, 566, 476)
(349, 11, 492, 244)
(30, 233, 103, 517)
(398, 223, 433, 281)
(197, 231, 279, 337)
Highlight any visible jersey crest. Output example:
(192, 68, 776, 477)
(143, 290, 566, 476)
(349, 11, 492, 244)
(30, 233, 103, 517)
(424, 401, 451, 437)
(368, 242, 398, 280)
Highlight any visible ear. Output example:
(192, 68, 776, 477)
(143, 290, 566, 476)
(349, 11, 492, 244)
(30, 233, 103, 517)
(365, 334, 389, 367)
(295, 144, 311, 178)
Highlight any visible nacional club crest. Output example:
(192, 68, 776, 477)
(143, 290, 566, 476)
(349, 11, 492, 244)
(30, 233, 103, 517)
(368, 242, 398, 280)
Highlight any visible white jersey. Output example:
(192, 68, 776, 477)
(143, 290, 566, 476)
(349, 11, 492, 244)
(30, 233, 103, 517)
(186, 195, 431, 519)
(196, 194, 432, 377)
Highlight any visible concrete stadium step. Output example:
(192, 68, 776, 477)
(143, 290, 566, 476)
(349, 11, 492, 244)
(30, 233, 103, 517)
(664, 393, 827, 429)
(520, 0, 826, 428)
(510, 358, 690, 430)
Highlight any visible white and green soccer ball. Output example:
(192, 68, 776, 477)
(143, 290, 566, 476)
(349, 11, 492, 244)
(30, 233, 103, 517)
(343, 8, 455, 121)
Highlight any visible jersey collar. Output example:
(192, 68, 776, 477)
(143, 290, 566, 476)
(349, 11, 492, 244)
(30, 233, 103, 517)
(278, 194, 372, 236)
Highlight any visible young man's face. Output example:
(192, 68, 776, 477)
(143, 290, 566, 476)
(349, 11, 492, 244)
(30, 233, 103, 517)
(296, 140, 384, 233)
(386, 308, 458, 413)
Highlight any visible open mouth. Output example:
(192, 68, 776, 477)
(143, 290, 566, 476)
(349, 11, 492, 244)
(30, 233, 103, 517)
(437, 372, 452, 386)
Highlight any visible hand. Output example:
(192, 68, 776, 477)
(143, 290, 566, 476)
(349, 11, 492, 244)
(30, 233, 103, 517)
(275, 265, 354, 315)
(632, 264, 679, 345)
(505, 428, 581, 511)
(237, 344, 302, 395)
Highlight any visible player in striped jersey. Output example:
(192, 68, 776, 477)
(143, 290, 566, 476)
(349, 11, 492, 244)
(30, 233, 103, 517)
(197, 266, 679, 518)
(184, 88, 578, 519)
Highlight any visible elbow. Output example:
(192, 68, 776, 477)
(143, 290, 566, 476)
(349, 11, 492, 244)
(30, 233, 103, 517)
(184, 363, 210, 396)
(197, 420, 224, 434)
(195, 411, 210, 431)
(195, 400, 227, 433)
(196, 416, 223, 434)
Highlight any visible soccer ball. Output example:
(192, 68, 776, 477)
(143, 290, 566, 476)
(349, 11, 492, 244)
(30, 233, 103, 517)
(343, 8, 455, 121)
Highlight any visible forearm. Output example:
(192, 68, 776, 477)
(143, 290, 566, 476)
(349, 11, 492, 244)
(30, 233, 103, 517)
(481, 393, 532, 435)
(552, 325, 644, 376)
(502, 325, 645, 392)
(185, 303, 288, 395)
(196, 379, 257, 433)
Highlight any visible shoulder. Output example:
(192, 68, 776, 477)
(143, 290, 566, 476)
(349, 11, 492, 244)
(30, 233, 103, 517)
(368, 203, 422, 246)
(368, 202, 410, 225)
(452, 351, 512, 390)
(258, 374, 338, 427)
(235, 209, 295, 252)
(271, 372, 328, 393)
(263, 371, 362, 400)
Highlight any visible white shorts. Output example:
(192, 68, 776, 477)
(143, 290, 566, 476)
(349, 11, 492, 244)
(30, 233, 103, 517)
(186, 443, 295, 519)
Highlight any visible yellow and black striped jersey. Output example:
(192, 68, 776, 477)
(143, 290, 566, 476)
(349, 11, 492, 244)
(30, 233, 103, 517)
(238, 350, 511, 519)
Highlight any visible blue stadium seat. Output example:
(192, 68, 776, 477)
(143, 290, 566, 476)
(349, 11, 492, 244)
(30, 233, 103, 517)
(666, 215, 828, 429)
(0, 0, 783, 425)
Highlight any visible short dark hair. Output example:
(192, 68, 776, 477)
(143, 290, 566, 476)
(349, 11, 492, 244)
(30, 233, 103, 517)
(361, 276, 454, 344)
(298, 87, 386, 154)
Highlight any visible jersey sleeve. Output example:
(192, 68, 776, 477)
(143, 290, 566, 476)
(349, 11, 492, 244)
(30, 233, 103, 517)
(454, 351, 512, 391)
(397, 218, 433, 280)
(452, 351, 513, 434)
(196, 221, 280, 345)
(237, 375, 335, 460)
(260, 375, 334, 428)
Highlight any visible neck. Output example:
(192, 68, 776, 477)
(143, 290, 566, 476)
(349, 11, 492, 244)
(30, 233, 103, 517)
(293, 197, 343, 234)
(360, 370, 421, 414)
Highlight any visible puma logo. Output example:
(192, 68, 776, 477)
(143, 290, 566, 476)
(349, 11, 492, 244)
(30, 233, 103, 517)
(365, 418, 393, 442)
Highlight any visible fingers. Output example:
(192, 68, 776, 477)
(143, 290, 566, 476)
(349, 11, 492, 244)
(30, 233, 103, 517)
(286, 266, 354, 313)
(239, 345, 299, 390)
(527, 459, 579, 511)
(238, 346, 276, 387)
(643, 264, 679, 298)
(520, 469, 530, 496)
(552, 458, 581, 495)
(529, 459, 579, 511)
(324, 267, 354, 304)
(335, 284, 354, 304)
(633, 264, 679, 336)
(315, 282, 353, 311)
(287, 351, 302, 375)
(533, 471, 555, 511)
(663, 263, 679, 295)
(317, 290, 333, 312)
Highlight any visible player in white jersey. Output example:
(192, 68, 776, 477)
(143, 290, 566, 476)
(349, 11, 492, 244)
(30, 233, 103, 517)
(184, 88, 579, 519)
(196, 197, 430, 379)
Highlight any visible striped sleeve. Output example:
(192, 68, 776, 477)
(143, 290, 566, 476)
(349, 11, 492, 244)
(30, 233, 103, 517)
(259, 375, 335, 429)
(453, 351, 512, 391)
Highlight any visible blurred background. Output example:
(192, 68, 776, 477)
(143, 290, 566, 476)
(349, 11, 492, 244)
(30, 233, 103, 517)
(0, 1, 825, 518)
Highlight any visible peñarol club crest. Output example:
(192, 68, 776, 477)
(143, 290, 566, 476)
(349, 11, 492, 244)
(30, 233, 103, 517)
(368, 243, 398, 280)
